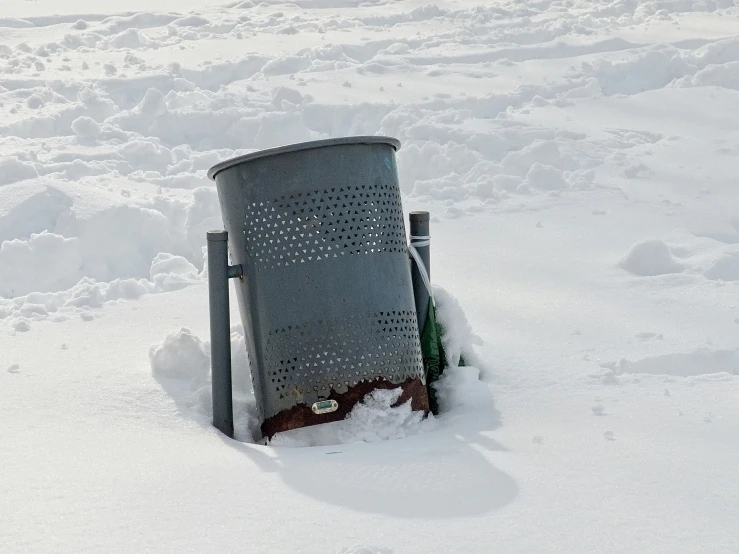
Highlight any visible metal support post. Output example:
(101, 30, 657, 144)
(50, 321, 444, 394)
(409, 211, 431, 337)
(206, 230, 239, 438)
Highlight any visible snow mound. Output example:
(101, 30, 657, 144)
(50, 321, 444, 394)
(70, 116, 102, 139)
(0, 156, 39, 186)
(0, 232, 83, 297)
(0, 252, 203, 322)
(149, 328, 216, 426)
(703, 252, 739, 281)
(150, 327, 210, 382)
(342, 388, 427, 441)
(149, 326, 259, 440)
(434, 285, 483, 367)
(0, 185, 210, 298)
(525, 162, 568, 191)
(149, 252, 200, 292)
(270, 388, 435, 447)
(620, 240, 684, 276)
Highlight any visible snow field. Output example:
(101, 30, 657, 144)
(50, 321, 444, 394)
(2, 0, 739, 552)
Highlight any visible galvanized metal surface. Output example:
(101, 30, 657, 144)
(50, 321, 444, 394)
(209, 137, 428, 437)
(207, 136, 401, 181)
(207, 230, 234, 438)
(409, 211, 431, 337)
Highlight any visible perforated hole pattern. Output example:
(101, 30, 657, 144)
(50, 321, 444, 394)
(242, 182, 407, 271)
(264, 310, 424, 403)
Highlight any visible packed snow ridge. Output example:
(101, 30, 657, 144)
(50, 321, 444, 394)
(2, 0, 739, 310)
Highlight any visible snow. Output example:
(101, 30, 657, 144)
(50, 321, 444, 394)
(3, 0, 739, 552)
(271, 388, 433, 447)
(620, 239, 685, 276)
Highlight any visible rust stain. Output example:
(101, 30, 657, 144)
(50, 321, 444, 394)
(261, 377, 429, 439)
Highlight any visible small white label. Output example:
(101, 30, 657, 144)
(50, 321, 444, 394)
(312, 400, 339, 415)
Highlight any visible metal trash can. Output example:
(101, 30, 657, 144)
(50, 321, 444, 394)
(207, 137, 429, 438)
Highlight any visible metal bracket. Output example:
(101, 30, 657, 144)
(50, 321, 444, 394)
(227, 264, 243, 279)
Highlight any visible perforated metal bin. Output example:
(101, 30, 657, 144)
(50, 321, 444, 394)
(207, 137, 429, 438)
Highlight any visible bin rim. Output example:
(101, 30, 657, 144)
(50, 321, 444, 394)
(207, 136, 401, 180)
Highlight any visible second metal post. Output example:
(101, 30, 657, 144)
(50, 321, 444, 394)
(409, 211, 431, 337)
(207, 230, 234, 438)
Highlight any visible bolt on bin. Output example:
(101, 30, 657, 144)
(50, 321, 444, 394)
(207, 136, 429, 439)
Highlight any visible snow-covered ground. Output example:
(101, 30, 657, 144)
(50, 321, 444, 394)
(2, 0, 739, 552)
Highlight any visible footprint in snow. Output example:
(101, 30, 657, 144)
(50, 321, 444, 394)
(7, 364, 20, 374)
(591, 404, 606, 416)
(636, 332, 664, 341)
(339, 546, 393, 554)
(603, 430, 615, 441)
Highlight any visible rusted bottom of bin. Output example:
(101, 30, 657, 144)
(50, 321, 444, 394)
(261, 377, 429, 439)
